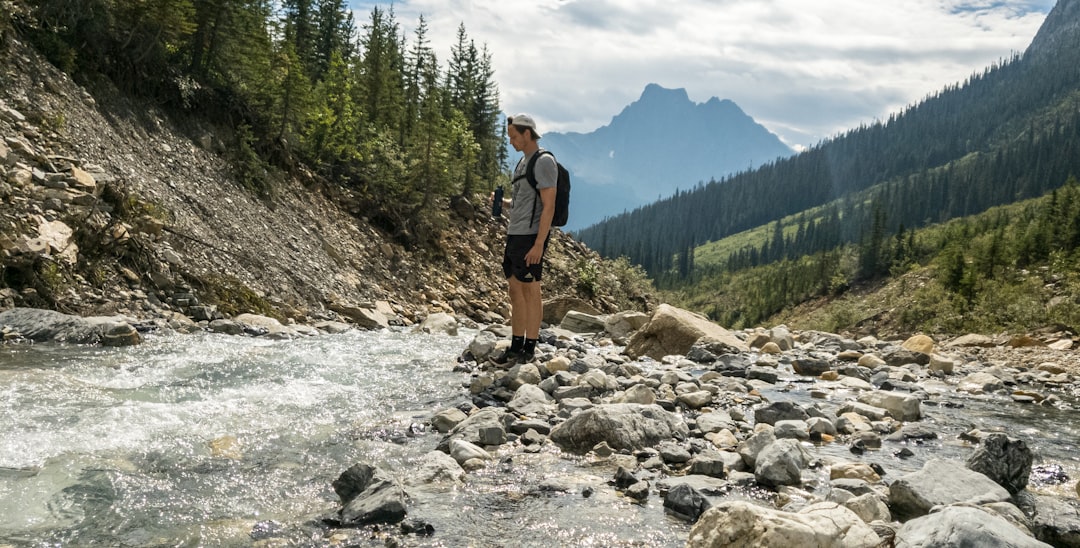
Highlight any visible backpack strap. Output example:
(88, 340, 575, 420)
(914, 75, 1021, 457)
(525, 150, 554, 228)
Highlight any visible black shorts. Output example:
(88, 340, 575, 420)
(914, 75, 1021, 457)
(502, 234, 549, 282)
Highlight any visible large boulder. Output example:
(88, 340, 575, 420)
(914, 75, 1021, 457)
(687, 501, 881, 548)
(549, 403, 688, 454)
(889, 459, 1011, 520)
(626, 304, 748, 360)
(0, 307, 140, 346)
(895, 505, 1052, 548)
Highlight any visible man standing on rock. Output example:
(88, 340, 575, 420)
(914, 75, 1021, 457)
(493, 114, 557, 365)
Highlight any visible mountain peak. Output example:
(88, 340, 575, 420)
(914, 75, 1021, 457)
(639, 83, 690, 104)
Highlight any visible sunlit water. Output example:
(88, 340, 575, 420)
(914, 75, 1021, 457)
(2, 332, 1078, 547)
(0, 331, 690, 547)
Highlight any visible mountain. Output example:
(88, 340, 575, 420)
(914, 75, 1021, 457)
(507, 84, 793, 230)
(578, 0, 1080, 282)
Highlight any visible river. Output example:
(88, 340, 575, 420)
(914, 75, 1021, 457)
(1, 329, 1077, 547)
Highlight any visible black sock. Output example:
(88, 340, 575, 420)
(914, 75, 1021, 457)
(509, 335, 525, 352)
(522, 338, 538, 354)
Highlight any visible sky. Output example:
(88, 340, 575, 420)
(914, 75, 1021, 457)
(347, 0, 1057, 151)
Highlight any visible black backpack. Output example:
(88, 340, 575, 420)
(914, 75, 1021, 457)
(517, 150, 570, 227)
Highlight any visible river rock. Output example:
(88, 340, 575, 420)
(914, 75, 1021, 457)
(625, 304, 748, 360)
(857, 391, 921, 421)
(507, 384, 555, 416)
(448, 439, 491, 465)
(958, 372, 1006, 394)
(895, 505, 1052, 548)
(329, 302, 389, 330)
(405, 450, 466, 486)
(416, 312, 458, 336)
(754, 401, 810, 425)
(754, 438, 809, 487)
(902, 334, 935, 354)
(542, 296, 602, 326)
(664, 483, 713, 521)
(234, 313, 297, 339)
(436, 407, 507, 452)
(687, 501, 881, 548)
(603, 311, 650, 342)
(966, 433, 1033, 494)
(430, 407, 468, 433)
(332, 463, 407, 526)
(560, 310, 606, 333)
(549, 403, 689, 454)
(1022, 494, 1080, 547)
(738, 428, 776, 468)
(0, 307, 140, 346)
(946, 333, 996, 347)
(888, 459, 1011, 520)
(614, 383, 657, 405)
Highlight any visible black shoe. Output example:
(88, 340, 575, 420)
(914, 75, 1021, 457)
(516, 351, 535, 365)
(491, 349, 521, 365)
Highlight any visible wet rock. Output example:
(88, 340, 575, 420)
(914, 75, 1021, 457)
(332, 463, 407, 526)
(966, 433, 1033, 495)
(0, 307, 140, 345)
(894, 505, 1051, 548)
(858, 391, 922, 421)
(405, 451, 465, 486)
(506, 384, 555, 416)
(664, 483, 713, 522)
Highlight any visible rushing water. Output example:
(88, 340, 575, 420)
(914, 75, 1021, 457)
(0, 330, 691, 547)
(2, 331, 1078, 547)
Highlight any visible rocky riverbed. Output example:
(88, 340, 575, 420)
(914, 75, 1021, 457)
(3, 303, 1080, 546)
(331, 304, 1080, 547)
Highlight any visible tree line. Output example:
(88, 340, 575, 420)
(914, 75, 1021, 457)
(10, 0, 505, 247)
(577, 17, 1080, 282)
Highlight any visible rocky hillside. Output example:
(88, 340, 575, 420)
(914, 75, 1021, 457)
(0, 37, 635, 328)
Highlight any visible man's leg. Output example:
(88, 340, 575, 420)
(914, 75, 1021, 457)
(522, 280, 543, 339)
(508, 277, 528, 338)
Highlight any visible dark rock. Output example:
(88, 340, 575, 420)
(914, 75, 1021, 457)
(753, 401, 809, 426)
(663, 483, 712, 522)
(332, 463, 407, 526)
(966, 433, 1034, 495)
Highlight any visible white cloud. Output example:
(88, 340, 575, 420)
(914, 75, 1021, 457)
(349, 0, 1053, 148)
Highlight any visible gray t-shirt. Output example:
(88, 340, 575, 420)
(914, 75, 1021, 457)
(508, 150, 558, 235)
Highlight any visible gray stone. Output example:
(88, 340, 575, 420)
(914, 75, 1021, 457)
(754, 438, 808, 488)
(688, 501, 881, 548)
(549, 403, 689, 454)
(889, 459, 1012, 520)
(895, 505, 1051, 548)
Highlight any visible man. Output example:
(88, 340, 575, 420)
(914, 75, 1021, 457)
(494, 114, 557, 365)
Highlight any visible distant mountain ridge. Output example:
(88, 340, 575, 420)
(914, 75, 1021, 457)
(511, 84, 793, 230)
(575, 0, 1080, 285)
